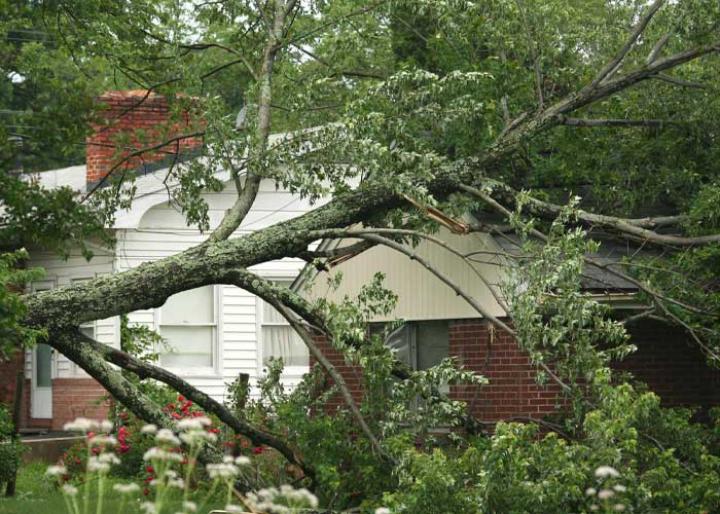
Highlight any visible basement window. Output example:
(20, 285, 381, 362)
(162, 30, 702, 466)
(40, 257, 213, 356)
(158, 285, 218, 374)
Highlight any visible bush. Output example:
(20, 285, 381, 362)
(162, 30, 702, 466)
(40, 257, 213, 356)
(0, 402, 23, 485)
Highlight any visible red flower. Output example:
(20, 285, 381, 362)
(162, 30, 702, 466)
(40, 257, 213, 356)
(143, 487, 150, 496)
(177, 395, 186, 402)
(171, 412, 181, 419)
(145, 465, 154, 474)
(208, 427, 220, 434)
(252, 446, 264, 455)
(87, 431, 95, 440)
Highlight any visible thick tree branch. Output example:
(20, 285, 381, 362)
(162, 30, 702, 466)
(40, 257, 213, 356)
(80, 335, 312, 477)
(208, 1, 290, 242)
(223, 270, 392, 461)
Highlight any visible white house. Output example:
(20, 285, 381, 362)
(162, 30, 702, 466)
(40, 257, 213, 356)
(17, 91, 317, 429)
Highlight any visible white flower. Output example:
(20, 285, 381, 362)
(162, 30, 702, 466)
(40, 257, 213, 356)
(225, 505, 245, 513)
(376, 508, 392, 514)
(223, 455, 234, 464)
(140, 502, 157, 514)
(585, 487, 597, 496)
(598, 489, 615, 500)
(177, 417, 211, 431)
(87, 456, 111, 473)
(98, 453, 120, 465)
(168, 478, 185, 489)
(89, 435, 118, 447)
(283, 487, 318, 508)
(113, 483, 141, 494)
(141, 424, 158, 435)
(206, 463, 239, 479)
(164, 469, 178, 479)
(614, 505, 626, 512)
(613, 484, 627, 493)
(46, 465, 67, 477)
(179, 430, 216, 445)
(247, 485, 318, 510)
(594, 465, 620, 479)
(63, 417, 98, 433)
(100, 420, 113, 433)
(182, 501, 197, 513)
(62, 484, 78, 496)
(156, 428, 181, 446)
(143, 447, 182, 462)
(235, 456, 251, 466)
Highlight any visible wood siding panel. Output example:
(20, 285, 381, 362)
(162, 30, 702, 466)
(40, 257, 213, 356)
(305, 229, 508, 322)
(117, 179, 311, 401)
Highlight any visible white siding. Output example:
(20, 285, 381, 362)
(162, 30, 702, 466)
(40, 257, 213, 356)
(27, 245, 118, 379)
(304, 228, 509, 322)
(119, 178, 313, 401)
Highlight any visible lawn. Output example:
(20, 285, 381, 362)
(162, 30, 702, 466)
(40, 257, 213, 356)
(0, 461, 227, 514)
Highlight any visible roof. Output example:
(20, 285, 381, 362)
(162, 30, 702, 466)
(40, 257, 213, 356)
(491, 233, 643, 292)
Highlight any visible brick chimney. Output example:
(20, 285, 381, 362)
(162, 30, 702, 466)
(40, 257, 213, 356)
(86, 90, 203, 186)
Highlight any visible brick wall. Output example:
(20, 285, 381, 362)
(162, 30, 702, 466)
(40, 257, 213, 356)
(309, 334, 365, 411)
(615, 320, 720, 412)
(309, 320, 565, 420)
(86, 90, 203, 185)
(51, 379, 111, 430)
(449, 319, 564, 422)
(310, 318, 720, 423)
(0, 349, 26, 426)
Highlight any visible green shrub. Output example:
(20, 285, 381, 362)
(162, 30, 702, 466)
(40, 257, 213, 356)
(0, 403, 23, 485)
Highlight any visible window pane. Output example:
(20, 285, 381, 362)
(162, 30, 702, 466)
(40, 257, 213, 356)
(386, 324, 414, 368)
(160, 326, 213, 367)
(416, 321, 449, 370)
(262, 326, 308, 367)
(262, 301, 287, 324)
(79, 324, 95, 340)
(36, 343, 52, 387)
(162, 286, 214, 324)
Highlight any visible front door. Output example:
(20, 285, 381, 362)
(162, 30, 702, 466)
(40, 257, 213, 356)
(31, 342, 53, 418)
(30, 280, 54, 419)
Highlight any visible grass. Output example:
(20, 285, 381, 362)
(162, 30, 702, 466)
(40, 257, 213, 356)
(0, 461, 227, 514)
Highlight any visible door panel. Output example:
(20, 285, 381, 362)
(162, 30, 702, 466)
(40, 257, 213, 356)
(31, 343, 53, 418)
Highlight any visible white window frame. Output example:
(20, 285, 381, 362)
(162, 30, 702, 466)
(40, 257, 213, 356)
(256, 278, 309, 376)
(155, 285, 223, 377)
